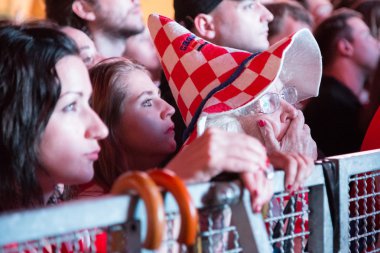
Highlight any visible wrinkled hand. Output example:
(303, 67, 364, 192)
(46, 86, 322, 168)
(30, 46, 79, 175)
(240, 170, 273, 213)
(257, 114, 315, 192)
(258, 110, 317, 159)
(268, 151, 314, 192)
(166, 127, 275, 212)
(166, 127, 268, 183)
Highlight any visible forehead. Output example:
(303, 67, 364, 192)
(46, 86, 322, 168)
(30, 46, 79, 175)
(216, 0, 255, 9)
(55, 55, 91, 93)
(61, 27, 96, 49)
(347, 16, 369, 33)
(123, 69, 158, 96)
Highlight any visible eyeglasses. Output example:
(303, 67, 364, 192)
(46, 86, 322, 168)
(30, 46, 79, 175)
(239, 86, 298, 115)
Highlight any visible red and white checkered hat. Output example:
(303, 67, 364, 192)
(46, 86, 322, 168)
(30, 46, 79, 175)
(148, 14, 322, 143)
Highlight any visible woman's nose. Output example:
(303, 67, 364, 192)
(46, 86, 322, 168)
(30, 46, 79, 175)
(160, 100, 175, 119)
(85, 109, 109, 140)
(259, 3, 274, 22)
(280, 100, 298, 122)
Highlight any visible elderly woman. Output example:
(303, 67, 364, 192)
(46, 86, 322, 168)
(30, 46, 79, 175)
(148, 14, 322, 193)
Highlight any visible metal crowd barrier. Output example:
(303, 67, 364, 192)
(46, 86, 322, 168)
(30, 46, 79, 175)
(260, 164, 333, 253)
(322, 149, 380, 253)
(2, 150, 380, 253)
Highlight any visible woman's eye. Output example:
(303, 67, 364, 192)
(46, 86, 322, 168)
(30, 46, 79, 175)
(243, 2, 255, 10)
(142, 99, 153, 107)
(83, 56, 93, 64)
(63, 102, 77, 112)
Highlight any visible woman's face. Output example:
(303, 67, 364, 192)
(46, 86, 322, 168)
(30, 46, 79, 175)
(116, 69, 176, 157)
(38, 55, 109, 188)
(238, 79, 298, 143)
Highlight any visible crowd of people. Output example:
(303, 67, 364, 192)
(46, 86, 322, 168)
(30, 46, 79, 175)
(0, 0, 380, 250)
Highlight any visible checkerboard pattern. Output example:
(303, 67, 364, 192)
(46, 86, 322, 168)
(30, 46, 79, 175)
(148, 14, 292, 126)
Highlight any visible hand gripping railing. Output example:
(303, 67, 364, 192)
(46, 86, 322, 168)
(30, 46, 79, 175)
(0, 164, 338, 253)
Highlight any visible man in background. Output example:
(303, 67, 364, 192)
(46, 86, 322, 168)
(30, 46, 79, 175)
(45, 0, 145, 57)
(304, 9, 380, 156)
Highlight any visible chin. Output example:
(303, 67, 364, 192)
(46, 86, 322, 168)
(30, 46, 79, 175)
(168, 142, 177, 153)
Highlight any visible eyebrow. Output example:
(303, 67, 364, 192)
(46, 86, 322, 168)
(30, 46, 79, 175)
(79, 46, 91, 50)
(59, 91, 83, 98)
(137, 90, 155, 99)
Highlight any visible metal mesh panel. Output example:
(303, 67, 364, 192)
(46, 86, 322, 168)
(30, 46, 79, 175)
(348, 170, 380, 253)
(158, 182, 244, 253)
(198, 206, 242, 253)
(265, 189, 310, 253)
(0, 165, 331, 253)
(0, 225, 130, 253)
(328, 150, 380, 252)
(0, 196, 143, 253)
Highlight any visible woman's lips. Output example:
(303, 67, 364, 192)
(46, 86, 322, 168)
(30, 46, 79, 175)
(86, 150, 100, 161)
(166, 125, 175, 134)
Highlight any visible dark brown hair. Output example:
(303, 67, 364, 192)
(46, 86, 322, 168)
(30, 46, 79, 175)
(0, 23, 78, 212)
(89, 57, 147, 190)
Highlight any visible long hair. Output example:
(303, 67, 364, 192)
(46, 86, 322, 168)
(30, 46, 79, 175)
(0, 24, 78, 212)
(89, 58, 147, 191)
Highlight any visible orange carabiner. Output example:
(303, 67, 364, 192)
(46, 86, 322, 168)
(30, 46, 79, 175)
(148, 169, 199, 246)
(110, 171, 165, 250)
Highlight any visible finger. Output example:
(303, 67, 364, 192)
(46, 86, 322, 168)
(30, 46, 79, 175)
(303, 123, 311, 134)
(290, 154, 308, 192)
(287, 110, 304, 132)
(168, 128, 269, 182)
(240, 172, 259, 212)
(295, 154, 314, 185)
(209, 133, 268, 170)
(217, 155, 266, 175)
(208, 128, 268, 159)
(252, 171, 273, 212)
(271, 154, 297, 192)
(257, 119, 280, 154)
(252, 172, 264, 212)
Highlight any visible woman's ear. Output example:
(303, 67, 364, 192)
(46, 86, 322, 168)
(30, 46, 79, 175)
(337, 38, 353, 57)
(193, 14, 216, 40)
(72, 0, 96, 21)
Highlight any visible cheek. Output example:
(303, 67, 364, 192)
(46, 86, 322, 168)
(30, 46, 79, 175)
(119, 110, 163, 146)
(38, 124, 93, 184)
(239, 115, 261, 138)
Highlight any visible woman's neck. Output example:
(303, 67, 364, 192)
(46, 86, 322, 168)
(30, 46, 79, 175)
(120, 151, 168, 171)
(36, 169, 56, 205)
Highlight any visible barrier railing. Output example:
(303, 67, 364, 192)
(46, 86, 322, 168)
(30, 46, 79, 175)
(0, 195, 142, 252)
(323, 149, 380, 253)
(3, 149, 380, 252)
(256, 164, 332, 253)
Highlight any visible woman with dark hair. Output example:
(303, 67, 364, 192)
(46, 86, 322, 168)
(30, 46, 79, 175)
(0, 23, 108, 213)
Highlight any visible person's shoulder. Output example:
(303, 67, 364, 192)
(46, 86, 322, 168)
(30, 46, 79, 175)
(313, 76, 358, 107)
